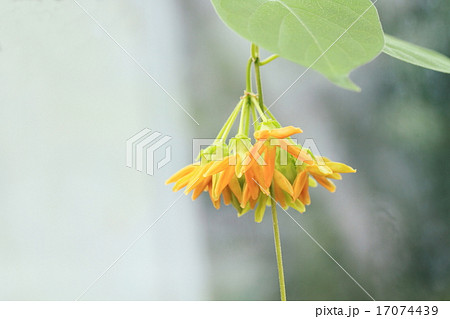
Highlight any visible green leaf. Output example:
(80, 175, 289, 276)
(383, 34, 450, 74)
(211, 0, 385, 91)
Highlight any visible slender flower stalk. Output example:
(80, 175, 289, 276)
(214, 99, 244, 143)
(271, 191, 287, 301)
(246, 57, 253, 93)
(253, 45, 265, 115)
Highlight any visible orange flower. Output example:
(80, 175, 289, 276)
(254, 126, 302, 139)
(166, 124, 356, 222)
(204, 155, 243, 204)
(241, 162, 268, 208)
(272, 169, 294, 208)
(243, 125, 312, 190)
(165, 161, 217, 203)
(292, 170, 311, 205)
(166, 154, 246, 211)
(292, 158, 356, 206)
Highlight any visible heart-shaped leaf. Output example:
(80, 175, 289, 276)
(211, 0, 385, 91)
(383, 34, 450, 74)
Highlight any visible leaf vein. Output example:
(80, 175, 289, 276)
(273, 0, 337, 75)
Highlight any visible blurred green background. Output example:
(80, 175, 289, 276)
(0, 0, 448, 300)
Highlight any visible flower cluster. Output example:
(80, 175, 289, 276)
(166, 112, 356, 222)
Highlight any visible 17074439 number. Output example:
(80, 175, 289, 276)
(376, 306, 438, 316)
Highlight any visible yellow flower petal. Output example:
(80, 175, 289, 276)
(278, 139, 313, 164)
(228, 175, 243, 203)
(244, 169, 261, 200)
(325, 162, 357, 173)
(314, 176, 336, 193)
(254, 194, 268, 223)
(204, 156, 232, 176)
(191, 176, 211, 200)
(251, 163, 270, 196)
(254, 126, 302, 140)
(299, 182, 311, 205)
(307, 164, 333, 176)
(267, 126, 302, 138)
(254, 129, 269, 140)
(273, 170, 294, 197)
(241, 182, 251, 208)
(172, 171, 196, 192)
(214, 165, 235, 199)
(165, 164, 196, 184)
(327, 173, 342, 180)
(222, 186, 232, 206)
(263, 146, 276, 188)
(208, 185, 221, 209)
(293, 170, 308, 200)
(273, 181, 287, 209)
(185, 162, 214, 192)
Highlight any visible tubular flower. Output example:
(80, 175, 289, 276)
(164, 48, 362, 301)
(166, 128, 356, 223)
(292, 157, 357, 206)
(166, 159, 233, 210)
(235, 125, 315, 217)
(166, 141, 248, 213)
(166, 124, 356, 222)
(163, 47, 365, 302)
(165, 93, 356, 223)
(244, 125, 314, 185)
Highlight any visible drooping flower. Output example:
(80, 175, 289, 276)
(165, 89, 357, 224)
(166, 142, 246, 212)
(234, 124, 314, 218)
(163, 48, 362, 300)
(166, 122, 356, 222)
(244, 125, 313, 186)
(292, 157, 356, 205)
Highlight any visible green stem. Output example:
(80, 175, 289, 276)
(250, 100, 258, 125)
(253, 53, 265, 110)
(246, 57, 253, 93)
(244, 100, 250, 136)
(252, 44, 273, 125)
(250, 96, 268, 122)
(262, 104, 276, 121)
(271, 193, 287, 301)
(237, 99, 248, 136)
(251, 43, 258, 60)
(215, 99, 243, 143)
(260, 54, 280, 66)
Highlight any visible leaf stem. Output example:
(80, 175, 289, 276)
(260, 54, 280, 66)
(271, 192, 287, 301)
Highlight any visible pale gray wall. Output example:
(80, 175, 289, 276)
(0, 0, 208, 300)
